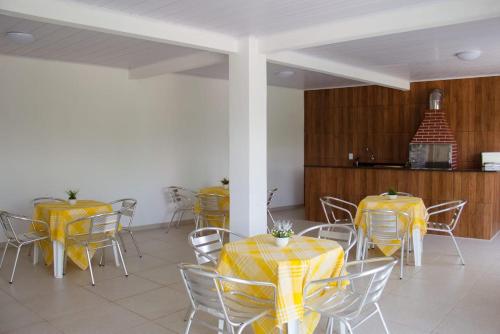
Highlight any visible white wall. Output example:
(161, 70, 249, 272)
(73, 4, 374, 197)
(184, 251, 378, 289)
(267, 86, 304, 208)
(0, 55, 303, 235)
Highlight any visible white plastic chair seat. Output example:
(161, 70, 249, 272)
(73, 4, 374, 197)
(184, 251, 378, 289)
(13, 231, 48, 244)
(426, 221, 450, 231)
(306, 288, 371, 320)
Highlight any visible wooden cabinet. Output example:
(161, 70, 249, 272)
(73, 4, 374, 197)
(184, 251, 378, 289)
(305, 167, 500, 240)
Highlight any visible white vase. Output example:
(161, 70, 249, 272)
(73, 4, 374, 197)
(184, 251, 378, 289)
(68, 199, 77, 205)
(275, 237, 289, 247)
(388, 195, 398, 200)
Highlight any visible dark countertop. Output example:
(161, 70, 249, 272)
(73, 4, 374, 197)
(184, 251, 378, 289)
(304, 165, 495, 173)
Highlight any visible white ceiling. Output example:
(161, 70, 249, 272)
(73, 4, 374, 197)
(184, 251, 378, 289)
(0, 14, 201, 69)
(61, 0, 436, 37)
(1, 0, 500, 89)
(181, 62, 364, 90)
(299, 17, 500, 81)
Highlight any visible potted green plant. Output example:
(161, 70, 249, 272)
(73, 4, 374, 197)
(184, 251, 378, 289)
(387, 188, 398, 200)
(271, 220, 294, 247)
(220, 177, 229, 189)
(66, 189, 79, 205)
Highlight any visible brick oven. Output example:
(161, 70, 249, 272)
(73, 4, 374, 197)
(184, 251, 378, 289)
(409, 89, 458, 169)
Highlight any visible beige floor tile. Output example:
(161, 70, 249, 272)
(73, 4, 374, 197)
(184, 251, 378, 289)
(432, 303, 500, 334)
(116, 286, 189, 320)
(115, 254, 168, 274)
(380, 294, 453, 332)
(83, 274, 161, 301)
(155, 308, 219, 334)
(48, 302, 146, 334)
(3, 321, 63, 334)
(116, 322, 174, 334)
(0, 302, 43, 333)
(23, 286, 108, 320)
(134, 263, 182, 285)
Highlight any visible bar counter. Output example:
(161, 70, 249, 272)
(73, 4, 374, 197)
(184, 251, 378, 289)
(305, 165, 500, 239)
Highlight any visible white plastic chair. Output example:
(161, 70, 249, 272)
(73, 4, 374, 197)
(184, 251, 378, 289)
(379, 192, 413, 197)
(267, 188, 278, 229)
(362, 209, 411, 279)
(195, 193, 229, 229)
(32, 197, 66, 206)
(320, 196, 357, 229)
(179, 263, 279, 334)
(110, 198, 141, 258)
(425, 200, 467, 265)
(0, 211, 49, 283)
(64, 211, 128, 286)
(188, 227, 243, 266)
(297, 224, 357, 261)
(304, 257, 397, 334)
(166, 186, 196, 232)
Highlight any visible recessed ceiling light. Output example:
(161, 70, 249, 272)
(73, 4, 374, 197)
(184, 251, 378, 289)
(455, 50, 481, 61)
(275, 70, 295, 78)
(5, 31, 35, 44)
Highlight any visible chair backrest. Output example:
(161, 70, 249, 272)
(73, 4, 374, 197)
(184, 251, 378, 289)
(32, 197, 66, 207)
(0, 211, 48, 243)
(362, 209, 410, 242)
(188, 227, 243, 265)
(197, 193, 227, 213)
(110, 198, 137, 218)
(66, 212, 121, 243)
(178, 263, 276, 327)
(426, 200, 466, 231)
(297, 224, 357, 259)
(320, 196, 357, 225)
(379, 192, 413, 197)
(304, 257, 396, 320)
(267, 188, 278, 208)
(167, 186, 194, 210)
(178, 263, 226, 318)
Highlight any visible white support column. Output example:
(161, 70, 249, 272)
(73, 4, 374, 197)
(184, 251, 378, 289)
(229, 36, 268, 237)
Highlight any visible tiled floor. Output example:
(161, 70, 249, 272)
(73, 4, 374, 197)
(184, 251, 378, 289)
(1, 207, 500, 333)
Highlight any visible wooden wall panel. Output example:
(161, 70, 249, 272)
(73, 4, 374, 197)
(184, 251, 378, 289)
(305, 77, 500, 169)
(305, 167, 500, 239)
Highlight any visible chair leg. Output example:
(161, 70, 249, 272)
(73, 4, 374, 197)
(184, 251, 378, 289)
(115, 240, 128, 277)
(99, 248, 105, 267)
(184, 309, 196, 334)
(449, 232, 465, 265)
(183, 307, 191, 321)
(267, 209, 275, 224)
(128, 230, 142, 258)
(177, 211, 184, 228)
(10, 246, 22, 284)
(166, 211, 178, 233)
(0, 242, 8, 269)
(400, 238, 405, 279)
(118, 232, 127, 253)
(375, 303, 390, 334)
(85, 246, 95, 286)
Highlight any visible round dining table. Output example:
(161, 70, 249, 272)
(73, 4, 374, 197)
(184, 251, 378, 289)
(217, 234, 345, 334)
(353, 195, 428, 266)
(33, 200, 114, 278)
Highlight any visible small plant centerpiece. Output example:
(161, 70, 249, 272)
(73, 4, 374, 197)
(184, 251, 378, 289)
(220, 177, 229, 189)
(387, 188, 398, 200)
(66, 189, 79, 205)
(271, 220, 294, 247)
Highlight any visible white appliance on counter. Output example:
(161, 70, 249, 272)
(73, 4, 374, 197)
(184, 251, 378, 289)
(482, 152, 500, 171)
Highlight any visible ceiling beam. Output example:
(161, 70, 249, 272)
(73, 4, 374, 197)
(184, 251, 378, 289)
(261, 0, 500, 54)
(267, 51, 409, 91)
(129, 52, 226, 79)
(0, 0, 238, 54)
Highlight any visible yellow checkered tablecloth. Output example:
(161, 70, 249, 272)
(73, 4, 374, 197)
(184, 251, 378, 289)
(194, 186, 229, 228)
(33, 200, 112, 270)
(217, 234, 345, 334)
(354, 195, 427, 256)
